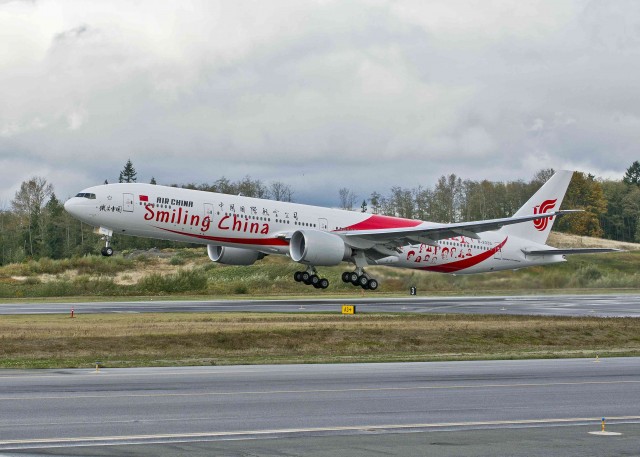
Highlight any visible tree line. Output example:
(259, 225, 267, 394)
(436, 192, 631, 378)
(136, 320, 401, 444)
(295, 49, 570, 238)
(1, 160, 639, 265)
(348, 163, 640, 242)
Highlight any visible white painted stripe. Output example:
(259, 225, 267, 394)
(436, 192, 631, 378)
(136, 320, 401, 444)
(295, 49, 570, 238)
(1, 416, 639, 449)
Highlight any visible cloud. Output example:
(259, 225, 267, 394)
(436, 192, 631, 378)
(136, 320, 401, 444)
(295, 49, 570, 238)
(1, 0, 639, 207)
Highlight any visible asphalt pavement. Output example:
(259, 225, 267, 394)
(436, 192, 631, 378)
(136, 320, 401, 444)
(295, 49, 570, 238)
(2, 293, 640, 317)
(1, 358, 639, 455)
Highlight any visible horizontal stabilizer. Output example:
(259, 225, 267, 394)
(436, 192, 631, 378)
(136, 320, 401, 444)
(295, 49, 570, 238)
(522, 248, 624, 256)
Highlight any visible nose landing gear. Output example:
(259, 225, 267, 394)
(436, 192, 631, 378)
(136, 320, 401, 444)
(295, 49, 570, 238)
(99, 227, 114, 257)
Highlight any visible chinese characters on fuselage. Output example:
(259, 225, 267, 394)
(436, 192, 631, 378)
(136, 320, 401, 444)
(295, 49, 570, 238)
(405, 237, 493, 264)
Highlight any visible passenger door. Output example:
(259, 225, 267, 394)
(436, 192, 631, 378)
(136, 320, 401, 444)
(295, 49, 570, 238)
(123, 193, 134, 212)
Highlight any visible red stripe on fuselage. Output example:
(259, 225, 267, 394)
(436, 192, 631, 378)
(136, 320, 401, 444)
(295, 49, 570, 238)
(339, 214, 422, 231)
(420, 237, 508, 273)
(156, 227, 289, 246)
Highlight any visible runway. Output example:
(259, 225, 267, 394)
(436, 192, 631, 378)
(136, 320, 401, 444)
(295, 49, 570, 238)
(1, 358, 639, 455)
(1, 293, 640, 317)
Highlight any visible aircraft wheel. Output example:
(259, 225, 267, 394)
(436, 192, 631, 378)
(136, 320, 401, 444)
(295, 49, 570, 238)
(301, 272, 310, 283)
(367, 278, 379, 290)
(310, 275, 320, 286)
(294, 271, 303, 282)
(341, 272, 351, 283)
(101, 247, 114, 257)
(319, 278, 330, 289)
(313, 282, 322, 289)
(357, 275, 369, 287)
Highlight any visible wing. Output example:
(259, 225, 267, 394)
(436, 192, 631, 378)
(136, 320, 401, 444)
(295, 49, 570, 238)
(522, 248, 624, 256)
(341, 210, 581, 249)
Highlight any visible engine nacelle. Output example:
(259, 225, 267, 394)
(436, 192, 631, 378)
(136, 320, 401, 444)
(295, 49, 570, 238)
(207, 245, 264, 266)
(289, 230, 351, 266)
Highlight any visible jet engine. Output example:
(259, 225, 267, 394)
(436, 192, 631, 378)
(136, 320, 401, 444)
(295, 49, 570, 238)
(289, 230, 352, 266)
(207, 245, 264, 266)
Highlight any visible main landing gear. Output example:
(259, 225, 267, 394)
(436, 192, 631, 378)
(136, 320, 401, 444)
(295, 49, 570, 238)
(341, 270, 378, 290)
(293, 267, 330, 289)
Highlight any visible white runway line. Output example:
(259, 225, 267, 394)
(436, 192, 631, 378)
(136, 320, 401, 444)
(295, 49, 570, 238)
(2, 416, 639, 450)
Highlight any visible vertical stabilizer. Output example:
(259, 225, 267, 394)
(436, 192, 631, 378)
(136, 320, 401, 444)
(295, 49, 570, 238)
(500, 170, 573, 245)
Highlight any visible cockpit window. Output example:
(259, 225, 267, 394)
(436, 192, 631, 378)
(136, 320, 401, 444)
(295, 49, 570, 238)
(75, 193, 96, 199)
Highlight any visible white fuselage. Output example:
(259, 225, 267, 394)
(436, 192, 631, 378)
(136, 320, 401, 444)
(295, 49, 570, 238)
(64, 183, 565, 274)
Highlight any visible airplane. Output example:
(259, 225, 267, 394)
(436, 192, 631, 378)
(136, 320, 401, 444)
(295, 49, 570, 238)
(64, 170, 619, 291)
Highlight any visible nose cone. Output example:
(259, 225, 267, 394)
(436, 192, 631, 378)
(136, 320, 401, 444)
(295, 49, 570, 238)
(64, 195, 92, 220)
(64, 197, 77, 215)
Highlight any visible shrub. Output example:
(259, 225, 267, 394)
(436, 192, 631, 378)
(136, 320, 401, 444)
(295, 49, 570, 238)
(234, 284, 248, 294)
(138, 270, 208, 294)
(169, 256, 186, 266)
(575, 265, 603, 287)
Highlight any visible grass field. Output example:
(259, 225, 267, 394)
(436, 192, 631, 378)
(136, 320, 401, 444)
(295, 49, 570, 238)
(1, 233, 637, 370)
(2, 312, 639, 369)
(1, 247, 639, 299)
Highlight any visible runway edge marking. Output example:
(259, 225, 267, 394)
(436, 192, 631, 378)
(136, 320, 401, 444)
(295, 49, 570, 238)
(2, 416, 640, 450)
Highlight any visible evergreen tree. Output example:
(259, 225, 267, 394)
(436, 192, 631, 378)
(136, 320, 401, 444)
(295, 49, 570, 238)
(43, 194, 66, 259)
(623, 161, 640, 186)
(369, 192, 381, 214)
(119, 159, 137, 183)
(150, 177, 157, 185)
(622, 186, 640, 242)
(0, 209, 23, 264)
(361, 200, 367, 213)
(600, 181, 628, 241)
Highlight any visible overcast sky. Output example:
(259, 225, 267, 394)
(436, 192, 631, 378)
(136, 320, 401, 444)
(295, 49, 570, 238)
(1, 0, 639, 208)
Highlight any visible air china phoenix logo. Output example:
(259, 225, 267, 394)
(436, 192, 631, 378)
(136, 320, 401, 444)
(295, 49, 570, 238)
(533, 199, 557, 231)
